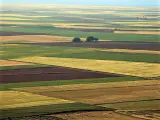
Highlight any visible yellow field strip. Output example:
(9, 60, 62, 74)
(0, 14, 49, 18)
(0, 17, 31, 20)
(0, 35, 73, 43)
(0, 60, 33, 66)
(13, 56, 160, 77)
(0, 44, 20, 47)
(112, 21, 160, 25)
(0, 51, 5, 55)
(114, 31, 160, 35)
(55, 26, 107, 29)
(14, 80, 160, 93)
(95, 49, 160, 55)
(0, 91, 75, 109)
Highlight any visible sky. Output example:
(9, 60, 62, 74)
(2, 0, 159, 6)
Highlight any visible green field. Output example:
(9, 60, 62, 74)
(2, 26, 159, 42)
(100, 99, 160, 110)
(1, 44, 159, 63)
(1, 102, 108, 118)
(47, 50, 160, 63)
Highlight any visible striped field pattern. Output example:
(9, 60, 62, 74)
(14, 56, 160, 77)
(13, 80, 160, 92)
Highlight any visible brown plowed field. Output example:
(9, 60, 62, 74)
(25, 42, 160, 51)
(0, 67, 120, 84)
(32, 85, 160, 104)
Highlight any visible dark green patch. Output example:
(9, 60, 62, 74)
(0, 64, 49, 71)
(0, 44, 91, 60)
(100, 99, 160, 110)
(0, 103, 110, 119)
(46, 51, 160, 63)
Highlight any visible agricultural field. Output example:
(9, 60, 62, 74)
(1, 4, 160, 43)
(0, 3, 160, 120)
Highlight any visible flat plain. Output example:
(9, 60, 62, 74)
(0, 4, 160, 120)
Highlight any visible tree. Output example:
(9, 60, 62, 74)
(94, 37, 99, 42)
(86, 36, 95, 42)
(72, 37, 82, 43)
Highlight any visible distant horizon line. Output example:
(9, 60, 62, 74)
(2, 3, 159, 7)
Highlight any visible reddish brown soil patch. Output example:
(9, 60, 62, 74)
(24, 42, 160, 51)
(0, 67, 120, 84)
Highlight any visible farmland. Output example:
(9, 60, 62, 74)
(14, 56, 160, 77)
(0, 60, 33, 66)
(0, 4, 160, 120)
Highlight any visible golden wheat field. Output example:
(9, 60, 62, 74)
(0, 21, 40, 25)
(0, 14, 49, 18)
(95, 49, 160, 54)
(1, 35, 73, 43)
(112, 21, 160, 26)
(55, 25, 107, 29)
(52, 23, 104, 27)
(0, 60, 33, 66)
(0, 51, 5, 55)
(14, 56, 160, 77)
(0, 17, 31, 21)
(114, 31, 160, 35)
(0, 91, 74, 109)
(0, 44, 20, 47)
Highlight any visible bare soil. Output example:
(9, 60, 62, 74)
(119, 110, 160, 120)
(0, 67, 120, 84)
(54, 111, 142, 120)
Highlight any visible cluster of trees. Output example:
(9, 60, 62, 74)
(72, 36, 99, 43)
(137, 16, 147, 20)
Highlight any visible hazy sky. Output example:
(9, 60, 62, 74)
(3, 0, 159, 6)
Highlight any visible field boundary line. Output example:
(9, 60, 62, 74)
(96, 99, 160, 105)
